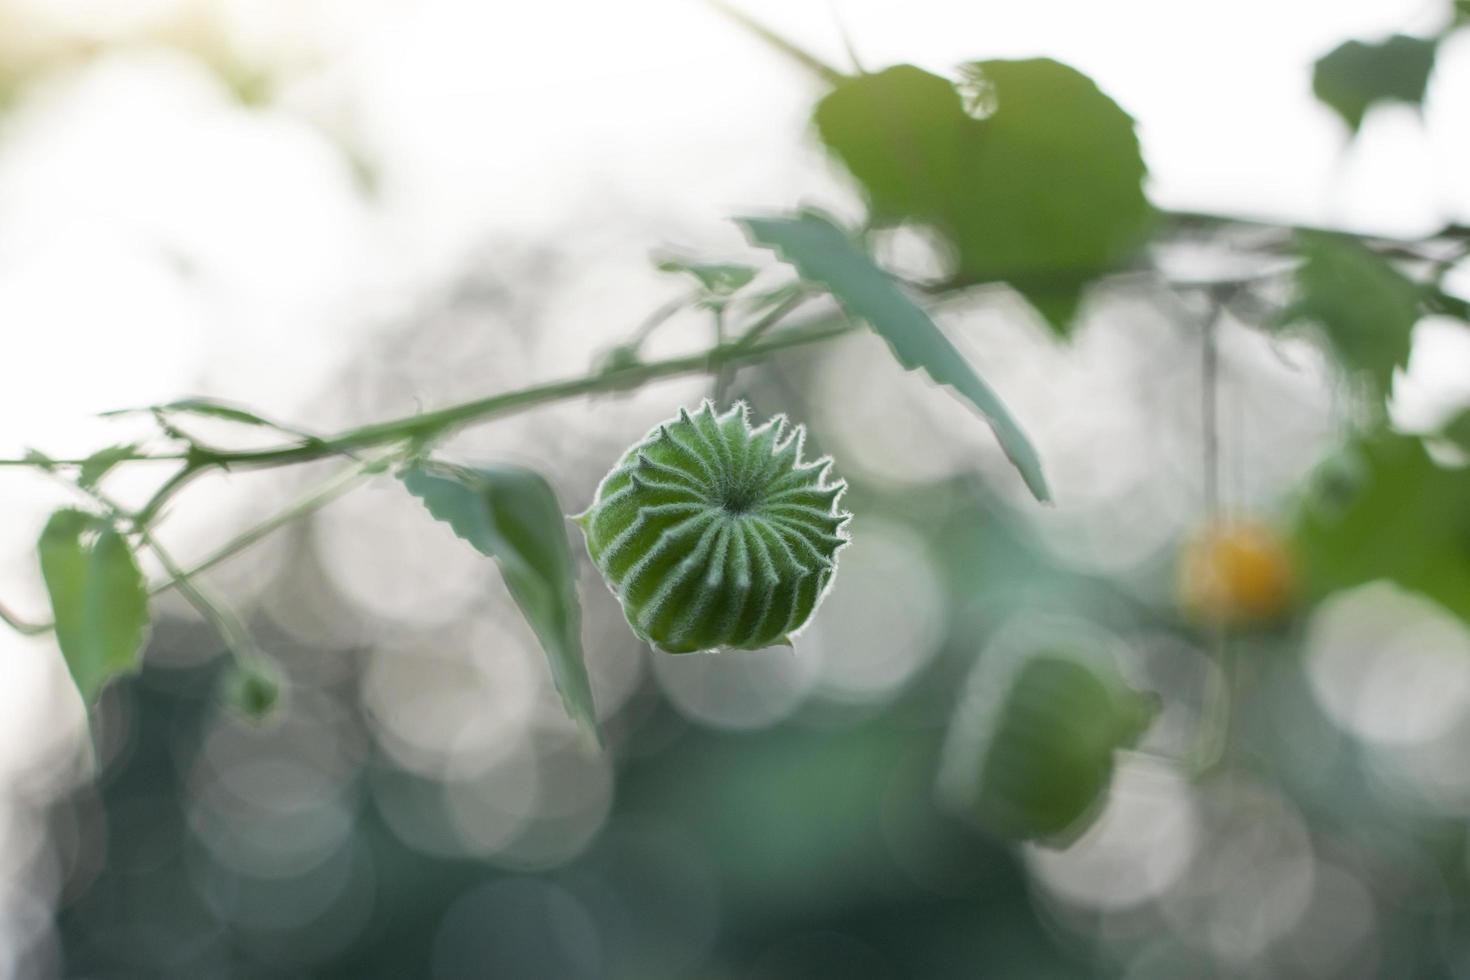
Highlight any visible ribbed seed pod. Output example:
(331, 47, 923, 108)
(575, 401, 850, 654)
(940, 645, 1158, 847)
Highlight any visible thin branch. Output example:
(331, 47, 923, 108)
(707, 0, 846, 84)
(147, 453, 391, 598)
(139, 526, 255, 659)
(65, 316, 856, 474)
(0, 601, 50, 636)
(733, 287, 812, 350)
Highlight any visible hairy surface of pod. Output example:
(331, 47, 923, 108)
(940, 646, 1158, 847)
(576, 401, 850, 653)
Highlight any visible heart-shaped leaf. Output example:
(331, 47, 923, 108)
(38, 510, 151, 704)
(814, 60, 1152, 335)
(402, 462, 598, 742)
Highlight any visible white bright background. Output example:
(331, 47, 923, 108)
(0, 0, 1468, 970)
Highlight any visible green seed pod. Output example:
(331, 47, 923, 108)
(575, 401, 850, 654)
(940, 641, 1158, 847)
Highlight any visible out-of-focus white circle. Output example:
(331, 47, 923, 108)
(651, 643, 820, 731)
(1369, 720, 1470, 816)
(1160, 775, 1316, 965)
(1026, 758, 1197, 912)
(1283, 862, 1379, 979)
(443, 750, 540, 857)
(0, 632, 89, 796)
(805, 518, 945, 704)
(188, 755, 356, 880)
(1307, 583, 1470, 746)
(431, 877, 602, 980)
(813, 331, 988, 490)
(488, 741, 614, 871)
(361, 618, 540, 779)
(312, 476, 492, 628)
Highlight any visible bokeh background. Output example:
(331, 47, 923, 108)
(2, 0, 1470, 976)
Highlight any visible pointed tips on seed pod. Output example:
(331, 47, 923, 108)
(805, 455, 836, 484)
(718, 399, 750, 424)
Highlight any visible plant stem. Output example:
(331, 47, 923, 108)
(123, 316, 858, 473)
(138, 526, 255, 659)
(150, 453, 392, 598)
(0, 601, 49, 636)
(0, 319, 858, 639)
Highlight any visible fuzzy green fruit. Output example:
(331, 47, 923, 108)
(576, 401, 850, 653)
(940, 645, 1158, 847)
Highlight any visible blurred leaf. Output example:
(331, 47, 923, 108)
(1313, 34, 1437, 132)
(1442, 408, 1470, 450)
(38, 510, 151, 704)
(1281, 234, 1421, 402)
(104, 397, 265, 426)
(940, 649, 1158, 846)
(103, 397, 325, 445)
(77, 444, 140, 489)
(655, 253, 757, 296)
(157, 397, 289, 427)
(740, 211, 1050, 502)
(1295, 430, 1470, 625)
(401, 462, 597, 742)
(813, 60, 1151, 335)
(654, 253, 758, 310)
(1427, 285, 1470, 321)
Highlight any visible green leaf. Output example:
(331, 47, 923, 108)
(1281, 233, 1421, 402)
(1294, 430, 1470, 625)
(1312, 34, 1438, 133)
(77, 444, 140, 489)
(1441, 408, 1470, 451)
(654, 252, 758, 301)
(401, 462, 598, 742)
(740, 211, 1050, 502)
(813, 60, 1152, 335)
(159, 397, 287, 427)
(38, 510, 151, 704)
(102, 397, 325, 444)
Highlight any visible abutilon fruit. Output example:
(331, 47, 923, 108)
(940, 645, 1159, 846)
(575, 401, 850, 654)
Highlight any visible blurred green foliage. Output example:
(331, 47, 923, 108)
(1282, 233, 1422, 403)
(1295, 431, 1470, 628)
(1313, 34, 1438, 133)
(6, 2, 1470, 977)
(814, 60, 1151, 333)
